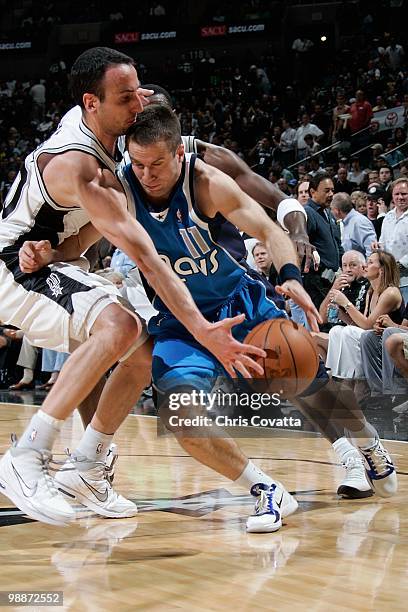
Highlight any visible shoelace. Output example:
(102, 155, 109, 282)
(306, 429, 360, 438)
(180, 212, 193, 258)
(40, 450, 60, 498)
(344, 456, 364, 470)
(364, 444, 391, 475)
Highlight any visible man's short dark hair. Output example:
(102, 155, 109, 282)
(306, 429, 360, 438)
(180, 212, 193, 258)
(126, 104, 181, 154)
(70, 47, 135, 108)
(309, 171, 331, 193)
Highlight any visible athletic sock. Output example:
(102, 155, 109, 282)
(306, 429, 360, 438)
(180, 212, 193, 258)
(17, 409, 63, 451)
(347, 421, 378, 450)
(332, 436, 360, 463)
(234, 460, 275, 491)
(74, 425, 113, 463)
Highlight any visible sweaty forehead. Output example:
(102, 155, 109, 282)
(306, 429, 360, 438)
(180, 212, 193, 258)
(103, 64, 139, 92)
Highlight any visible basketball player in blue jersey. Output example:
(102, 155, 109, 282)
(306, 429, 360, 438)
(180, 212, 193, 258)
(121, 105, 397, 530)
(0, 48, 268, 527)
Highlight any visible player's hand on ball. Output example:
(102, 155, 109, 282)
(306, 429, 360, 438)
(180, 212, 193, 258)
(19, 240, 54, 273)
(199, 314, 266, 378)
(275, 279, 322, 332)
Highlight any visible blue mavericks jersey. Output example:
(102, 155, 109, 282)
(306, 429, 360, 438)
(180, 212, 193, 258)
(121, 154, 246, 315)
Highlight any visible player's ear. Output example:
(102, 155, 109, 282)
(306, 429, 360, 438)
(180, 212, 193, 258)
(83, 93, 99, 113)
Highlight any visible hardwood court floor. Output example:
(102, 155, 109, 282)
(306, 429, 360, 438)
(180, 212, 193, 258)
(0, 402, 407, 611)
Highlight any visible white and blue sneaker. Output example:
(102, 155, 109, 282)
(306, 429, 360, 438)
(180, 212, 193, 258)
(359, 439, 397, 498)
(246, 482, 298, 533)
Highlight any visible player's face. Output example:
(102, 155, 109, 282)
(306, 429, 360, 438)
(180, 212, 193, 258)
(95, 64, 144, 137)
(129, 140, 184, 202)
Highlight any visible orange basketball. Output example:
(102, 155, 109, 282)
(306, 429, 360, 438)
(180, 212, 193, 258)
(245, 318, 319, 398)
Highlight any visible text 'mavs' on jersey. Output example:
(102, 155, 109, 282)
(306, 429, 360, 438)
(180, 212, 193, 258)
(120, 153, 246, 315)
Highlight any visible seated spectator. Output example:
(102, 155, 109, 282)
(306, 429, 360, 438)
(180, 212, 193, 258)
(348, 157, 366, 186)
(313, 250, 369, 360)
(372, 178, 408, 302)
(326, 251, 403, 384)
(110, 248, 135, 277)
(360, 305, 408, 401)
(0, 326, 22, 388)
(37, 349, 69, 391)
(333, 167, 357, 194)
(383, 139, 405, 167)
(350, 190, 368, 215)
(9, 335, 38, 390)
(378, 163, 393, 192)
(331, 192, 377, 257)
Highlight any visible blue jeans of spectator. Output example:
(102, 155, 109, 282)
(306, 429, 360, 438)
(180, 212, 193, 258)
(42, 349, 69, 373)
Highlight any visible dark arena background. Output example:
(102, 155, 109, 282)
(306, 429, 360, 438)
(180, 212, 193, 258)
(0, 1, 408, 610)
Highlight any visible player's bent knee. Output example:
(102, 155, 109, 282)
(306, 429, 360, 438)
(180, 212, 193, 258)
(92, 305, 141, 354)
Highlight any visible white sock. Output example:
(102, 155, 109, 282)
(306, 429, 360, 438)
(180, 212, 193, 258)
(332, 437, 360, 463)
(17, 409, 63, 451)
(347, 421, 378, 450)
(20, 368, 33, 384)
(74, 425, 113, 462)
(234, 460, 275, 491)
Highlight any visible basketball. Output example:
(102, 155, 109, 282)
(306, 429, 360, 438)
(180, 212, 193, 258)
(245, 318, 319, 398)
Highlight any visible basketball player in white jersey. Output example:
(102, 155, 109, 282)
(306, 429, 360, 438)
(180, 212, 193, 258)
(0, 47, 268, 526)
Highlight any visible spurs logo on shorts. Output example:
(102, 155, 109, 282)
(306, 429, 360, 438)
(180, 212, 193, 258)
(46, 273, 64, 298)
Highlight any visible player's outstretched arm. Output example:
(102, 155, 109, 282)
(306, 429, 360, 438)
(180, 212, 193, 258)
(195, 161, 322, 331)
(195, 140, 316, 271)
(42, 152, 266, 376)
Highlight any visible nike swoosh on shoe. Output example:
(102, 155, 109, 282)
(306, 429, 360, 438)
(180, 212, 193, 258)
(78, 475, 109, 502)
(12, 463, 38, 498)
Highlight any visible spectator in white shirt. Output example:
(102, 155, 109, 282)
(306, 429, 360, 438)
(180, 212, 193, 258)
(295, 113, 323, 160)
(279, 118, 297, 166)
(373, 178, 408, 301)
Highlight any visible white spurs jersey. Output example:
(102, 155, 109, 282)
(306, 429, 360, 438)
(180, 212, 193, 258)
(0, 105, 122, 260)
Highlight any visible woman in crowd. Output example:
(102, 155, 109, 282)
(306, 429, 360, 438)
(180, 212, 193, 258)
(325, 250, 403, 383)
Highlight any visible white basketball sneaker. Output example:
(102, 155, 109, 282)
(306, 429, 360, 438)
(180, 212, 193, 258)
(359, 439, 397, 497)
(55, 454, 137, 518)
(246, 482, 298, 533)
(337, 454, 373, 499)
(0, 438, 75, 526)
